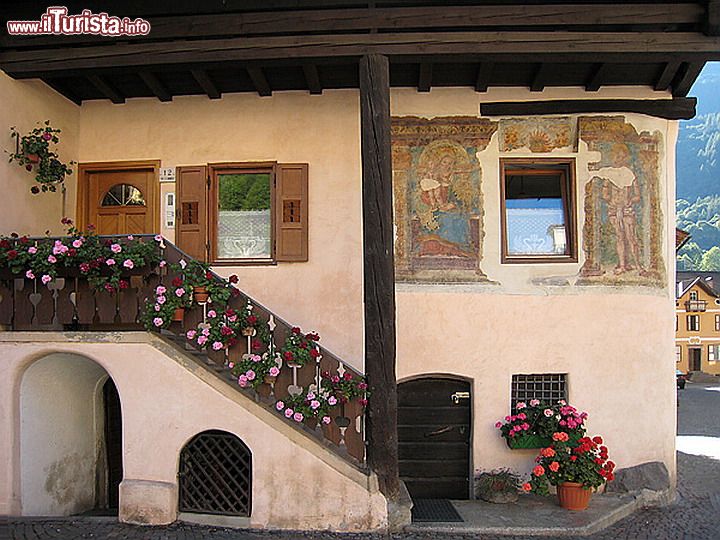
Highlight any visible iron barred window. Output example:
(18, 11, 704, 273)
(511, 373, 567, 409)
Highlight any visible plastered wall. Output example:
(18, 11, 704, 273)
(78, 91, 364, 364)
(0, 71, 79, 236)
(0, 334, 386, 529)
(0, 75, 679, 490)
(20, 354, 106, 516)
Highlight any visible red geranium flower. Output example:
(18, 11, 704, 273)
(291, 327, 301, 334)
(229, 274, 239, 284)
(7, 250, 18, 260)
(171, 276, 183, 287)
(247, 315, 257, 325)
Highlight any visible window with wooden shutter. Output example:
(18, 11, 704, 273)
(176, 165, 208, 261)
(275, 163, 309, 262)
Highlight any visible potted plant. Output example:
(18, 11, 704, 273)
(8, 121, 75, 193)
(523, 432, 615, 511)
(275, 389, 333, 429)
(475, 469, 521, 503)
(496, 399, 587, 449)
(141, 278, 192, 330)
(279, 326, 321, 368)
(181, 259, 239, 305)
(230, 352, 281, 389)
(0, 219, 161, 292)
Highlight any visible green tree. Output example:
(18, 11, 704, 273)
(700, 246, 720, 271)
(218, 174, 271, 211)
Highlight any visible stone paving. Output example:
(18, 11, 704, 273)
(4, 383, 720, 539)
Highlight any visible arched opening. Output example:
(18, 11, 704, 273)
(20, 353, 123, 516)
(178, 430, 252, 517)
(398, 376, 472, 500)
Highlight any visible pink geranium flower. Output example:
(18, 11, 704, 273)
(110, 243, 122, 253)
(284, 408, 294, 418)
(47, 255, 57, 263)
(293, 412, 304, 422)
(27, 246, 37, 254)
(186, 329, 197, 339)
(106, 258, 115, 266)
(41, 274, 52, 284)
(197, 335, 208, 346)
(155, 285, 166, 295)
(269, 366, 280, 376)
(26, 270, 35, 279)
(276, 401, 285, 411)
(212, 341, 223, 350)
(123, 259, 134, 269)
(152, 317, 163, 327)
(322, 416, 331, 425)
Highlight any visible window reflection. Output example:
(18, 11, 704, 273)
(217, 173, 272, 259)
(101, 184, 145, 207)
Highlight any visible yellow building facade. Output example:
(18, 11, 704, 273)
(676, 276, 720, 374)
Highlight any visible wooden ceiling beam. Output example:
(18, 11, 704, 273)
(191, 69, 221, 99)
(2, 32, 719, 75)
(530, 63, 552, 92)
(655, 61, 682, 91)
(480, 97, 697, 120)
(139, 71, 172, 102)
(418, 62, 432, 92)
(87, 75, 125, 104)
(0, 4, 703, 49)
(671, 62, 705, 96)
(302, 64, 322, 94)
(43, 78, 82, 105)
(475, 62, 494, 92)
(247, 66, 272, 96)
(585, 63, 611, 91)
(706, 0, 720, 35)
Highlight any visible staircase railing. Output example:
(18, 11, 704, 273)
(0, 235, 366, 466)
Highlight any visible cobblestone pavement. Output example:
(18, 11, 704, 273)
(4, 383, 720, 540)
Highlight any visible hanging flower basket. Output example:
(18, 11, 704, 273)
(506, 433, 552, 450)
(8, 121, 75, 194)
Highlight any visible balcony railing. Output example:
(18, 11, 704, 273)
(0, 235, 366, 466)
(685, 300, 707, 312)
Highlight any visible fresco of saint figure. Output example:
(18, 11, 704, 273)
(412, 140, 479, 260)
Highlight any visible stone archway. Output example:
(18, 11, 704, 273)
(20, 353, 122, 516)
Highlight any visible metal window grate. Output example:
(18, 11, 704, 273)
(511, 374, 567, 409)
(178, 430, 251, 516)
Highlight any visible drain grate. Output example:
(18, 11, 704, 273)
(411, 499, 464, 522)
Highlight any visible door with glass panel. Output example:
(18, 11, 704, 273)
(82, 164, 158, 235)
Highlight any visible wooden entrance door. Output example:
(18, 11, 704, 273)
(103, 378, 123, 510)
(690, 348, 702, 371)
(78, 162, 159, 235)
(398, 378, 471, 499)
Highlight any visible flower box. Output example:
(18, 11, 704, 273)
(506, 433, 552, 449)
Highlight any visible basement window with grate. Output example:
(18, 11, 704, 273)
(511, 373, 567, 411)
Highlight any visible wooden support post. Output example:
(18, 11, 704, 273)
(359, 53, 400, 500)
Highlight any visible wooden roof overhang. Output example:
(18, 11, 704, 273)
(2, 0, 720, 116)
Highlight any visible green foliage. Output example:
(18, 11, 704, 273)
(218, 174, 271, 211)
(701, 246, 720, 271)
(8, 120, 75, 193)
(676, 195, 720, 269)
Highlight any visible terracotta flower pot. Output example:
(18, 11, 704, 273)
(172, 307, 185, 322)
(193, 286, 209, 303)
(557, 482, 592, 511)
(26, 153, 39, 163)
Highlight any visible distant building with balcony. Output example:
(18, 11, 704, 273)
(676, 272, 720, 374)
